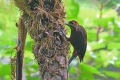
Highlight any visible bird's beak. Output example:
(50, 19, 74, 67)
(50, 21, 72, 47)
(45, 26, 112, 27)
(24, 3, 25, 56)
(64, 22, 69, 26)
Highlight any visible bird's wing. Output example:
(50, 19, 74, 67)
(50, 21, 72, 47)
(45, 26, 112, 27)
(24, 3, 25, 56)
(76, 28, 87, 62)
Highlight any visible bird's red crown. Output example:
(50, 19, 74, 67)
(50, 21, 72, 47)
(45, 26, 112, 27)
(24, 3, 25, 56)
(70, 20, 79, 24)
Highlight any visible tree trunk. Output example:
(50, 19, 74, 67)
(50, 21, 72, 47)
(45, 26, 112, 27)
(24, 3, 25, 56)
(14, 0, 69, 80)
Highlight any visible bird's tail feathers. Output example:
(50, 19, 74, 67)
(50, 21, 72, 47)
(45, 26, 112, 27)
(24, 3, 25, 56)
(78, 54, 84, 62)
(68, 54, 77, 65)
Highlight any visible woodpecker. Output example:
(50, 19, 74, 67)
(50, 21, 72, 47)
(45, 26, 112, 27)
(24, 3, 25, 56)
(64, 20, 87, 65)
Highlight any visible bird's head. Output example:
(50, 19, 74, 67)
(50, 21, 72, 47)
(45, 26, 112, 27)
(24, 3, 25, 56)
(65, 20, 79, 30)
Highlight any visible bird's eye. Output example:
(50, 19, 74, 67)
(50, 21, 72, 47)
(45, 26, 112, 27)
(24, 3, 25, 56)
(71, 22, 74, 24)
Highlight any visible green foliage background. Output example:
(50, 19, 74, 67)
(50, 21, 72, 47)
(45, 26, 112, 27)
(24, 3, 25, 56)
(0, 0, 120, 80)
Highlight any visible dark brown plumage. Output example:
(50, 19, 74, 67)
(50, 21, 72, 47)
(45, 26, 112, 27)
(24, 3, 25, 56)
(65, 20, 87, 65)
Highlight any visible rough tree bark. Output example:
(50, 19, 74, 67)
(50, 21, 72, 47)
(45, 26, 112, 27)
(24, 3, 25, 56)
(14, 0, 69, 80)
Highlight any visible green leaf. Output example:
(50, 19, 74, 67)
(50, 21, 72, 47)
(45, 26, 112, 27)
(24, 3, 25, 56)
(102, 70, 120, 79)
(79, 63, 105, 77)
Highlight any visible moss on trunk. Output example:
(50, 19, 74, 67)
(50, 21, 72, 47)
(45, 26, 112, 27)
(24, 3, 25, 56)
(14, 0, 69, 80)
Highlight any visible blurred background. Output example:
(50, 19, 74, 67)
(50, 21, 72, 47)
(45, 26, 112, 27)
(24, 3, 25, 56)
(0, 0, 120, 80)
